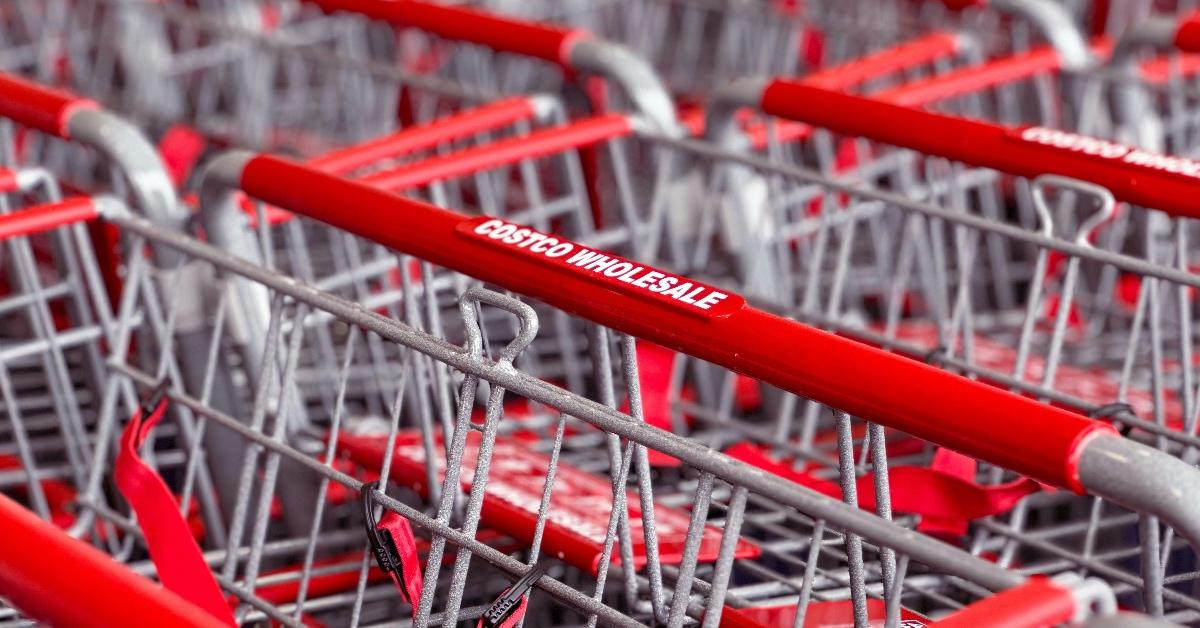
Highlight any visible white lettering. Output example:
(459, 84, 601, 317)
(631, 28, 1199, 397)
(474, 219, 503, 235)
(490, 223, 517, 239)
(567, 249, 605, 267)
(528, 236, 555, 253)
(467, 218, 740, 315)
(1020, 126, 1200, 181)
(604, 261, 634, 277)
(545, 242, 573, 258)
(695, 291, 728, 310)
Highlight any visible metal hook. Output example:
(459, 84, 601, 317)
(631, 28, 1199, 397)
(458, 287, 540, 365)
(360, 481, 405, 589)
(1030, 175, 1117, 246)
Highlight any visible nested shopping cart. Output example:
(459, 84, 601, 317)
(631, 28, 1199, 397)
(0, 71, 1184, 627)
(174, 62, 1200, 621)
(467, 0, 1104, 106)
(4, 0, 1076, 181)
(0, 6, 1196, 628)
(0, 140, 1178, 627)
(0, 71, 203, 538)
(470, 0, 943, 103)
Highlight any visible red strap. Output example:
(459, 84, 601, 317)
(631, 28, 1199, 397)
(377, 510, 424, 617)
(114, 394, 236, 626)
(726, 443, 1040, 536)
(919, 448, 980, 536)
(626, 342, 761, 425)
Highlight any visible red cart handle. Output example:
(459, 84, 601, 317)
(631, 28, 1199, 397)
(726, 78, 1200, 219)
(0, 74, 97, 137)
(802, 32, 971, 92)
(1174, 11, 1200, 51)
(308, 96, 547, 176)
(304, 0, 587, 66)
(301, 0, 677, 132)
(0, 197, 101, 240)
(0, 491, 228, 627)
(0, 73, 184, 233)
(243, 95, 554, 226)
(875, 38, 1113, 108)
(684, 31, 974, 141)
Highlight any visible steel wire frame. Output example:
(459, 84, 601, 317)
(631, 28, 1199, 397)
(40, 206, 1125, 627)
(207, 110, 1200, 619)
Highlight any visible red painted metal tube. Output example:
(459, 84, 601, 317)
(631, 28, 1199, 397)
(244, 97, 546, 225)
(360, 114, 633, 191)
(0, 492, 227, 627)
(237, 155, 1115, 492)
(0, 197, 98, 240)
(1174, 10, 1200, 52)
(933, 577, 1075, 626)
(804, 32, 964, 92)
(942, 0, 987, 9)
(759, 80, 1200, 219)
(875, 43, 1093, 107)
(303, 0, 589, 66)
(0, 73, 97, 137)
(307, 97, 540, 175)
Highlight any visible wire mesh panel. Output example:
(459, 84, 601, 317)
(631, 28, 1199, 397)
(0, 3, 1196, 628)
(195, 90, 1200, 622)
(0, 188, 1125, 626)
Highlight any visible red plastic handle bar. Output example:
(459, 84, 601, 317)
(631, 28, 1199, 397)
(0, 197, 99, 240)
(1174, 11, 1200, 52)
(759, 80, 1200, 219)
(233, 155, 1115, 491)
(933, 577, 1075, 626)
(0, 73, 97, 137)
(360, 114, 633, 191)
(686, 32, 970, 142)
(737, 42, 1090, 148)
(877, 39, 1112, 107)
(303, 0, 589, 67)
(245, 97, 549, 225)
(0, 492, 228, 627)
(307, 96, 541, 175)
(803, 32, 965, 92)
(941, 0, 986, 9)
(877, 46, 1062, 106)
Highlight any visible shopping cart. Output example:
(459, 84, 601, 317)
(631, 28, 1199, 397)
(0, 72, 210, 536)
(201, 147, 1200, 623)
(469, 0, 1103, 106)
(694, 75, 1200, 616)
(166, 64, 1200, 620)
(474, 0, 944, 103)
(0, 70, 1166, 628)
(0, 5, 1193, 628)
(0, 165, 1165, 626)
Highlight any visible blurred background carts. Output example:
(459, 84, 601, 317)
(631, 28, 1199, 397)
(0, 2, 1198, 628)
